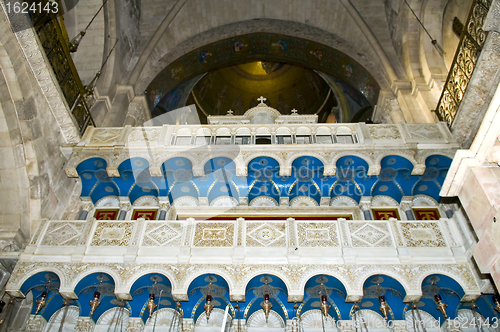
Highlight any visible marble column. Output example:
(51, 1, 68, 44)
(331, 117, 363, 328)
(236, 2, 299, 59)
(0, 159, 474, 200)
(400, 198, 415, 220)
(118, 197, 132, 220)
(79, 198, 94, 220)
(359, 198, 373, 220)
(158, 199, 170, 220)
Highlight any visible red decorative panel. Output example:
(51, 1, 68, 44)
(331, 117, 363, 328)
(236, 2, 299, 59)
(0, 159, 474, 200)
(132, 209, 158, 220)
(178, 215, 352, 221)
(372, 209, 400, 220)
(413, 208, 440, 220)
(94, 209, 119, 220)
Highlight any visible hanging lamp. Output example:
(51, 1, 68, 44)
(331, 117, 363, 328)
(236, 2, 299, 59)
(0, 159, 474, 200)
(378, 295, 390, 319)
(493, 294, 500, 313)
(35, 291, 48, 315)
(89, 291, 101, 316)
(261, 293, 272, 323)
(434, 294, 448, 318)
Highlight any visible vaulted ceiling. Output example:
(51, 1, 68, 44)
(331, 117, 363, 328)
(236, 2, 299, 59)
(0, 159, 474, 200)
(63, 0, 472, 126)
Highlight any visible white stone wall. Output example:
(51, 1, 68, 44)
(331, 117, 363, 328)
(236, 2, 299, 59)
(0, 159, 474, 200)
(0, 5, 81, 248)
(68, 0, 105, 85)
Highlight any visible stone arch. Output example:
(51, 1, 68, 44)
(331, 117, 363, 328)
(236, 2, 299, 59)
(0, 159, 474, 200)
(289, 154, 328, 169)
(331, 153, 373, 169)
(374, 152, 418, 171)
(245, 155, 285, 175)
(199, 153, 240, 174)
(115, 156, 152, 174)
(416, 271, 472, 299)
(160, 155, 197, 171)
(355, 271, 412, 297)
(12, 268, 66, 297)
(241, 272, 291, 297)
(136, 16, 391, 96)
(66, 155, 114, 174)
(298, 272, 352, 297)
(69, 268, 122, 293)
(416, 151, 455, 165)
(180, 271, 235, 297)
(123, 270, 178, 296)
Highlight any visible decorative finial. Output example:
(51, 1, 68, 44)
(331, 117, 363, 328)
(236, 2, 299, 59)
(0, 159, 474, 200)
(257, 96, 267, 104)
(227, 109, 233, 116)
(291, 109, 298, 114)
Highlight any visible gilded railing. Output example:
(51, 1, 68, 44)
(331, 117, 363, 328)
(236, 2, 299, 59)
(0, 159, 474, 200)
(29, 0, 95, 134)
(436, 0, 491, 127)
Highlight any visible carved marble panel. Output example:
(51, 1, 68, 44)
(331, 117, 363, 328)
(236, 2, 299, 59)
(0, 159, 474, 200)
(91, 221, 134, 246)
(348, 222, 393, 247)
(246, 222, 286, 247)
(142, 222, 182, 246)
(88, 128, 123, 145)
(127, 128, 161, 144)
(407, 124, 443, 140)
(399, 222, 446, 247)
(193, 222, 235, 247)
(368, 125, 401, 140)
(296, 222, 339, 247)
(41, 221, 87, 246)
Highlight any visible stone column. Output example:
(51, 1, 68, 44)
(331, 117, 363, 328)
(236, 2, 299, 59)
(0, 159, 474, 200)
(400, 198, 415, 220)
(78, 198, 94, 220)
(158, 199, 170, 220)
(123, 98, 145, 127)
(359, 197, 372, 220)
(118, 197, 132, 220)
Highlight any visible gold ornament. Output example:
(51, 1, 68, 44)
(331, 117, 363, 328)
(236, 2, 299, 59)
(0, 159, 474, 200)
(261, 294, 273, 323)
(204, 294, 214, 321)
(146, 293, 157, 317)
(320, 295, 331, 318)
(35, 292, 48, 315)
(89, 291, 101, 316)
(378, 295, 390, 319)
(434, 294, 448, 318)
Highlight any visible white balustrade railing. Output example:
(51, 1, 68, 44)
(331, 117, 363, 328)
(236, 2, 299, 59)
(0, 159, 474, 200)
(25, 216, 464, 263)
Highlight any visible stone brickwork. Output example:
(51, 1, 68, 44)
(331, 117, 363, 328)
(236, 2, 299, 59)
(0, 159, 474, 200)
(0, 5, 81, 248)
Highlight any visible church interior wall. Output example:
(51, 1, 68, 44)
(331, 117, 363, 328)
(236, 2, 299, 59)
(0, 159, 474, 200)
(0, 7, 80, 248)
(1, 0, 500, 330)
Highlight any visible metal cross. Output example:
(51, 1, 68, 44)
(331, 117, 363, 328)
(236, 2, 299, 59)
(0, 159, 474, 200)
(227, 110, 233, 115)
(291, 109, 298, 114)
(257, 96, 267, 103)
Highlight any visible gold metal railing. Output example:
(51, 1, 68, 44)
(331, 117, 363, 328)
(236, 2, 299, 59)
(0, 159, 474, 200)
(435, 0, 491, 127)
(29, 0, 95, 134)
